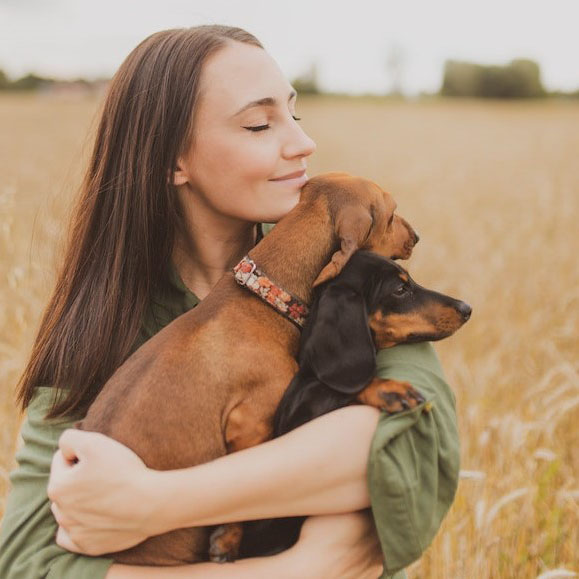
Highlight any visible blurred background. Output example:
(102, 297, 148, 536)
(1, 1, 578, 577)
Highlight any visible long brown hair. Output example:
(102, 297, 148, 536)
(18, 26, 263, 418)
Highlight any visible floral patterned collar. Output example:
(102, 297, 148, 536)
(233, 256, 309, 329)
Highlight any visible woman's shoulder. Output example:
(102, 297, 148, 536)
(27, 386, 73, 418)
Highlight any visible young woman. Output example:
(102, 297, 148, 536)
(0, 26, 460, 579)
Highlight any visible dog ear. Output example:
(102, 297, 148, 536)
(301, 285, 376, 394)
(313, 205, 373, 287)
(274, 373, 351, 436)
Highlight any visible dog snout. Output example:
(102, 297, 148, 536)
(457, 301, 472, 322)
(401, 217, 419, 246)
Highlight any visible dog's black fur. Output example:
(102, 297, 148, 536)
(239, 250, 471, 557)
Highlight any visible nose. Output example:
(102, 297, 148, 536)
(457, 301, 472, 321)
(282, 120, 316, 160)
(402, 218, 419, 245)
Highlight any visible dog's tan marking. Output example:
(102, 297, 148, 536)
(357, 377, 425, 413)
(369, 302, 466, 348)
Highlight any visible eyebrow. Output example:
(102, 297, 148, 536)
(233, 90, 297, 117)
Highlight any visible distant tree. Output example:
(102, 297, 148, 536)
(11, 73, 51, 91)
(292, 62, 320, 95)
(508, 59, 545, 97)
(441, 59, 546, 98)
(0, 69, 10, 90)
(441, 61, 481, 97)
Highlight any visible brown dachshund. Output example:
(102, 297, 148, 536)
(239, 250, 471, 557)
(78, 172, 419, 565)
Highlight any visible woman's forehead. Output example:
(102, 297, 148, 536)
(198, 41, 294, 116)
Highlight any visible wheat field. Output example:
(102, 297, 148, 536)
(1, 93, 577, 578)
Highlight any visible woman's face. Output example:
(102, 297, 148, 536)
(175, 41, 317, 224)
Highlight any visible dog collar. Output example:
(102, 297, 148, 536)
(233, 256, 309, 329)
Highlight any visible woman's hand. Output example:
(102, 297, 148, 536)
(48, 429, 160, 555)
(287, 512, 384, 579)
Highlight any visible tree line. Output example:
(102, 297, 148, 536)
(2, 59, 578, 98)
(0, 70, 105, 92)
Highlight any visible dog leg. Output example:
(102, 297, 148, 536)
(208, 523, 243, 563)
(356, 377, 425, 414)
(207, 400, 275, 562)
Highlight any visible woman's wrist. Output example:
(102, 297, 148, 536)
(140, 467, 185, 537)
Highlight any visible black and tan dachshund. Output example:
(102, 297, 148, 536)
(240, 249, 471, 557)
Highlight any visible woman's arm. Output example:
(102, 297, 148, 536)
(103, 513, 383, 579)
(2, 387, 383, 578)
(49, 404, 381, 555)
(50, 342, 459, 578)
(105, 552, 294, 579)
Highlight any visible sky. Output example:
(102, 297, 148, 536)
(1, 0, 578, 95)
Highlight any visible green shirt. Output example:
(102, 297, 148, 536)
(0, 238, 460, 579)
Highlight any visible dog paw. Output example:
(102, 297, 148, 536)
(209, 523, 243, 563)
(358, 378, 425, 414)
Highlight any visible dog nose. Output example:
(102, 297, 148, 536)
(413, 230, 420, 244)
(457, 302, 472, 321)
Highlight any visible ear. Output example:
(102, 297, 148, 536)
(301, 285, 376, 394)
(313, 205, 373, 287)
(171, 156, 189, 186)
(274, 374, 350, 436)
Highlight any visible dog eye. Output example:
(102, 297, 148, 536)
(393, 285, 408, 296)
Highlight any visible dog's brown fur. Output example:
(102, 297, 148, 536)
(79, 172, 419, 565)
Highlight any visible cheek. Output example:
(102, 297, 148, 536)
(198, 135, 276, 187)
(187, 133, 297, 222)
(236, 141, 278, 182)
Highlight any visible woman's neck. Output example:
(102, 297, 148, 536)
(173, 197, 257, 300)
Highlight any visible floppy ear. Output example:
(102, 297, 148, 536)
(313, 204, 373, 287)
(301, 285, 376, 394)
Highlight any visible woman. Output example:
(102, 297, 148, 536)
(0, 25, 460, 578)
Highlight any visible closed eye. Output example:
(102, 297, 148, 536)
(243, 115, 301, 133)
(243, 124, 270, 132)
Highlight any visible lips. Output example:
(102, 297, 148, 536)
(270, 169, 307, 181)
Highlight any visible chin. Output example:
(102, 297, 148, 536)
(260, 195, 300, 223)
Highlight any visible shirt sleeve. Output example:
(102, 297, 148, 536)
(0, 388, 114, 579)
(367, 342, 461, 578)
